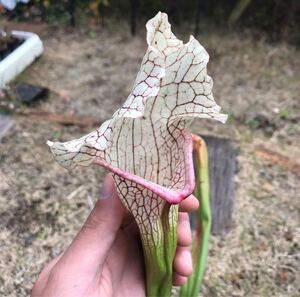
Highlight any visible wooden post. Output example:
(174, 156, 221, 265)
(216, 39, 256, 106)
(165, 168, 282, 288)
(202, 135, 237, 235)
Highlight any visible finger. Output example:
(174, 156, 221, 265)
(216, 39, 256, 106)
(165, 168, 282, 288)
(37, 253, 64, 280)
(32, 253, 64, 295)
(56, 175, 126, 274)
(173, 247, 193, 277)
(173, 274, 188, 286)
(179, 194, 199, 212)
(177, 213, 192, 247)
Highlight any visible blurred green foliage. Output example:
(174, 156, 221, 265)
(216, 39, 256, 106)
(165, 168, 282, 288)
(1, 0, 299, 43)
(279, 108, 290, 120)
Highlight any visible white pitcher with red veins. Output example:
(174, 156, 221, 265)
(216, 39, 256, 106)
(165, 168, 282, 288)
(48, 12, 227, 297)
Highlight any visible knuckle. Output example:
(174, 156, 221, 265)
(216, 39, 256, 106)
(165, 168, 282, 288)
(82, 217, 100, 232)
(82, 215, 112, 234)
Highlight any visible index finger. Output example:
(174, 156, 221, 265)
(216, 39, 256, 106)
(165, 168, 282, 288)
(179, 194, 199, 212)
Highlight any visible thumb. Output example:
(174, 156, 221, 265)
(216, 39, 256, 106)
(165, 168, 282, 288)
(58, 174, 126, 274)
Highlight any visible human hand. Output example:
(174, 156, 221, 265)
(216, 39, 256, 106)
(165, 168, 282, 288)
(32, 175, 199, 297)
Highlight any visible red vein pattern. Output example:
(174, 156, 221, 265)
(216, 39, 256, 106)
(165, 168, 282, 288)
(48, 12, 227, 243)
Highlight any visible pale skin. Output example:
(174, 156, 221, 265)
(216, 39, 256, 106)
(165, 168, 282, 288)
(32, 175, 199, 297)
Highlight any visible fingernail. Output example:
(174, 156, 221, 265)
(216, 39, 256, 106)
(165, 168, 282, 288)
(99, 176, 114, 200)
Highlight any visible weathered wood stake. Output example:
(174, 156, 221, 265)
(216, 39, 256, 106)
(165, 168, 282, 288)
(202, 135, 237, 235)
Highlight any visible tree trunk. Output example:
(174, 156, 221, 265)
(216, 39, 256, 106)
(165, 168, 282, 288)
(130, 0, 138, 36)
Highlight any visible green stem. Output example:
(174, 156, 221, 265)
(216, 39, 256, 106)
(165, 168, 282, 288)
(140, 204, 178, 297)
(137, 135, 210, 297)
(180, 135, 211, 297)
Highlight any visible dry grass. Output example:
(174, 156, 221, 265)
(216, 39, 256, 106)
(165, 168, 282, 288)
(0, 24, 299, 297)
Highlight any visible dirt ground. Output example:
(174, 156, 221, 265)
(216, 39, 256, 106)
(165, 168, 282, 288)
(0, 22, 299, 297)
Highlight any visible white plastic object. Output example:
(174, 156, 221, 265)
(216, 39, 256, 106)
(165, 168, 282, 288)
(0, 30, 43, 88)
(0, 0, 29, 11)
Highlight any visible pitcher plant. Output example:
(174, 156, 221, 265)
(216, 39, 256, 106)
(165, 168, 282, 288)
(48, 12, 227, 297)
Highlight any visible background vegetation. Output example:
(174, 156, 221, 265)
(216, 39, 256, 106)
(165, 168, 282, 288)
(0, 1, 299, 297)
(1, 0, 299, 43)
